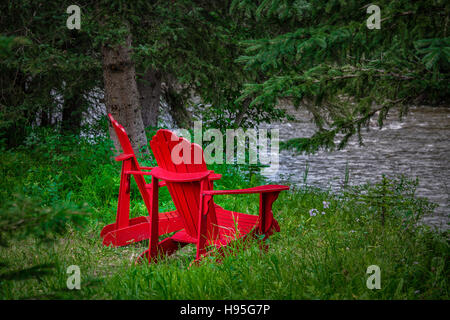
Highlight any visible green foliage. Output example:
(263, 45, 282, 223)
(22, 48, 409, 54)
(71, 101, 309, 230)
(0, 264, 55, 283)
(0, 128, 103, 283)
(0, 0, 289, 146)
(0, 35, 32, 58)
(341, 175, 437, 226)
(415, 37, 450, 76)
(233, 0, 449, 152)
(0, 194, 88, 247)
(130, 0, 287, 129)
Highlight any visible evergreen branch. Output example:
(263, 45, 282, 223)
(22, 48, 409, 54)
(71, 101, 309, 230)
(380, 11, 415, 23)
(317, 68, 416, 82)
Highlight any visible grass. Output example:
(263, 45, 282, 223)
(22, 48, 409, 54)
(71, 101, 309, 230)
(0, 127, 448, 299)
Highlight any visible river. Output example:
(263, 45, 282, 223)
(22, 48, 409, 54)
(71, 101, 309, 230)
(260, 105, 449, 231)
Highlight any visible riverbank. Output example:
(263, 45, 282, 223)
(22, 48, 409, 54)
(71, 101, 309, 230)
(0, 129, 448, 299)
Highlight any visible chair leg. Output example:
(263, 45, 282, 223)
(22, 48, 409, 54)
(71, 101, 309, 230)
(258, 192, 281, 234)
(116, 159, 132, 229)
(147, 177, 160, 263)
(195, 185, 211, 261)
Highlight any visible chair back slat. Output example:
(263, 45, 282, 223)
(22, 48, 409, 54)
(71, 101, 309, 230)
(108, 114, 134, 155)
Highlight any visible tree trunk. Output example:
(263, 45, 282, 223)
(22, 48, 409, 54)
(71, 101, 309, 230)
(163, 83, 193, 129)
(137, 69, 161, 129)
(101, 32, 148, 155)
(234, 97, 251, 128)
(40, 107, 50, 127)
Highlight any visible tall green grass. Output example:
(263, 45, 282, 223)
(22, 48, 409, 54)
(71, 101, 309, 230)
(0, 128, 448, 299)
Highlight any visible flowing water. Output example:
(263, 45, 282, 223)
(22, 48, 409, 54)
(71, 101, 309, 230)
(261, 105, 449, 231)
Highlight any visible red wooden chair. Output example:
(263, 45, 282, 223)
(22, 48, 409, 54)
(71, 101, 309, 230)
(100, 114, 183, 246)
(137, 129, 289, 264)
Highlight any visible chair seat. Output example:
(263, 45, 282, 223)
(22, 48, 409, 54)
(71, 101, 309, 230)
(101, 209, 184, 246)
(170, 205, 267, 246)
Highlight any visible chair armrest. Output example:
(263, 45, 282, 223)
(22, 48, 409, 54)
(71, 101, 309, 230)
(124, 170, 153, 175)
(115, 153, 134, 161)
(202, 184, 289, 196)
(150, 167, 212, 182)
(129, 170, 219, 186)
(124, 170, 167, 188)
(145, 180, 167, 188)
(202, 184, 288, 235)
(129, 167, 219, 178)
(131, 170, 220, 181)
(209, 173, 222, 181)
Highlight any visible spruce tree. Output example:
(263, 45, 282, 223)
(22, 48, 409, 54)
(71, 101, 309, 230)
(232, 0, 449, 151)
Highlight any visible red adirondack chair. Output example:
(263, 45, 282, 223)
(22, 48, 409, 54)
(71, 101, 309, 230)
(100, 114, 182, 246)
(101, 114, 222, 247)
(137, 129, 289, 264)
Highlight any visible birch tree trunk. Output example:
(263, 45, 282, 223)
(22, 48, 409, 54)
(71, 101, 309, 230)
(101, 32, 148, 154)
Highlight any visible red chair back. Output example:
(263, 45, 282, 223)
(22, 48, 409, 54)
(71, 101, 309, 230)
(150, 129, 218, 238)
(108, 114, 152, 211)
